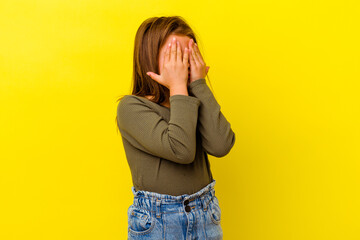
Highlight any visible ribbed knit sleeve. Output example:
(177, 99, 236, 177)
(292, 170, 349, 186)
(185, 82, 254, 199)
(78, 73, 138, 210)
(188, 78, 236, 157)
(117, 94, 201, 164)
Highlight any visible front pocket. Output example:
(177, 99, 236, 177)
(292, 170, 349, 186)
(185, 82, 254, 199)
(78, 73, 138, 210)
(209, 196, 222, 225)
(128, 206, 156, 235)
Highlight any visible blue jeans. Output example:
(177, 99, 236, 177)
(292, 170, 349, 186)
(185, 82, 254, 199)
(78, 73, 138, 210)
(127, 179, 223, 240)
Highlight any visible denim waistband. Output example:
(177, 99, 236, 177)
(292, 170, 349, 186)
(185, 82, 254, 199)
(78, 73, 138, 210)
(130, 179, 217, 218)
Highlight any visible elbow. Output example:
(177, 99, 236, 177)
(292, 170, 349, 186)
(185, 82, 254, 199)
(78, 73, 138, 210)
(177, 148, 197, 164)
(220, 132, 236, 157)
(207, 147, 230, 158)
(169, 138, 197, 164)
(206, 133, 236, 158)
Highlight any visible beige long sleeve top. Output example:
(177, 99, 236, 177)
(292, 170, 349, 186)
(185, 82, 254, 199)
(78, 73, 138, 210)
(116, 78, 236, 196)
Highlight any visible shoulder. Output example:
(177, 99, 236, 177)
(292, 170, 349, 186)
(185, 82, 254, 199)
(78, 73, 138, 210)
(117, 95, 153, 117)
(116, 95, 160, 130)
(118, 95, 148, 109)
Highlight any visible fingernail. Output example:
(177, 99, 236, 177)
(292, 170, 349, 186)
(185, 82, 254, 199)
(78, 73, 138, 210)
(173, 37, 176, 41)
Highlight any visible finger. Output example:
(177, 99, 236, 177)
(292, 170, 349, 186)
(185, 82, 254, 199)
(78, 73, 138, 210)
(189, 46, 196, 66)
(146, 72, 162, 84)
(162, 42, 171, 72)
(188, 39, 198, 66)
(176, 40, 182, 62)
(183, 47, 189, 66)
(193, 43, 205, 64)
(188, 40, 196, 63)
(170, 37, 177, 62)
(190, 43, 199, 66)
(191, 42, 201, 64)
(165, 42, 171, 63)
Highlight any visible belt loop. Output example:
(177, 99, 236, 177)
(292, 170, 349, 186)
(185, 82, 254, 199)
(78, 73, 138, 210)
(134, 197, 139, 207)
(156, 198, 161, 218)
(151, 196, 156, 215)
(200, 193, 208, 212)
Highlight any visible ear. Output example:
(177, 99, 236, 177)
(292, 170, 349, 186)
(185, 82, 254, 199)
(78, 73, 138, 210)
(206, 66, 210, 75)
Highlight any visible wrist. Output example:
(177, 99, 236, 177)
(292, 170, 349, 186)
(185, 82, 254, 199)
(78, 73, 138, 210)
(170, 85, 189, 96)
(189, 78, 206, 88)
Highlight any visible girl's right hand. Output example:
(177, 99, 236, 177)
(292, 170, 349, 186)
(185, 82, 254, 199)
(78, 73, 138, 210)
(146, 37, 189, 90)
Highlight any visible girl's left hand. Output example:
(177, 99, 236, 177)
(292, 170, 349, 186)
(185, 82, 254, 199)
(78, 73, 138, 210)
(187, 39, 210, 87)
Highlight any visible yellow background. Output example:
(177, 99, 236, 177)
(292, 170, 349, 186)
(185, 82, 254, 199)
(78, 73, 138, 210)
(1, 0, 359, 239)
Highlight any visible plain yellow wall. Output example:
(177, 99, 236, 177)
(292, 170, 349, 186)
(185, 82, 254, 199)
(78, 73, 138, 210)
(1, 0, 359, 239)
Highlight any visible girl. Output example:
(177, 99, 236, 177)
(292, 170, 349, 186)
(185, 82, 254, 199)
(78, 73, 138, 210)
(116, 16, 235, 240)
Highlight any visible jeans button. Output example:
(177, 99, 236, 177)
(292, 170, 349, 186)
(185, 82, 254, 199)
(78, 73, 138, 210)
(184, 199, 189, 205)
(185, 205, 191, 212)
